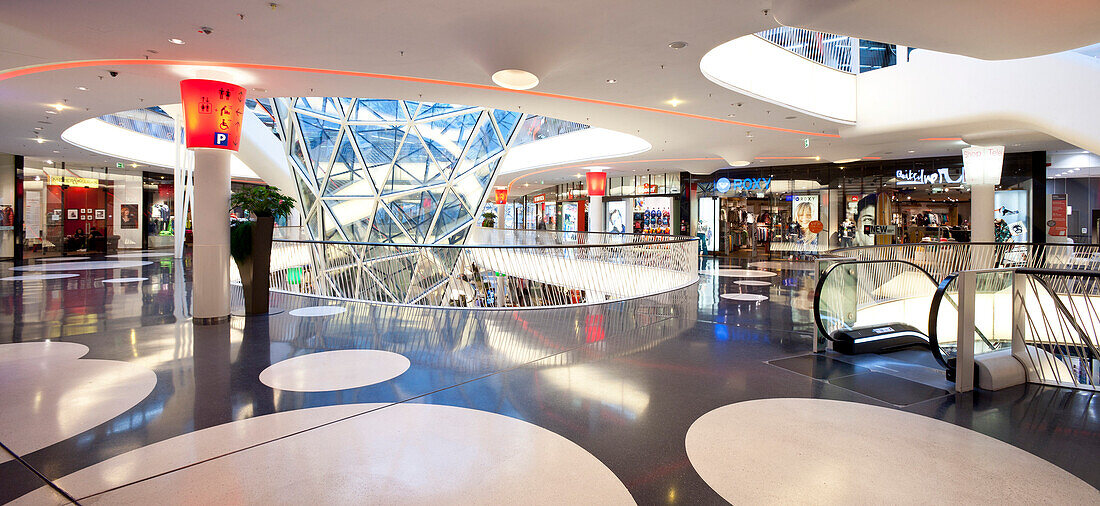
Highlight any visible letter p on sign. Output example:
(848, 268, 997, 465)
(214, 132, 229, 146)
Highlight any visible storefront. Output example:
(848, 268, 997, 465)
(692, 152, 1045, 254)
(602, 172, 683, 235)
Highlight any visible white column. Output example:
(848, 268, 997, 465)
(496, 202, 506, 229)
(589, 195, 604, 233)
(173, 113, 185, 258)
(955, 271, 976, 392)
(971, 184, 994, 243)
(191, 149, 231, 323)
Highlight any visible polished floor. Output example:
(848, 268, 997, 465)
(0, 253, 1097, 504)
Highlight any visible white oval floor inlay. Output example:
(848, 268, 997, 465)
(747, 260, 814, 271)
(686, 398, 1100, 504)
(699, 268, 778, 278)
(17, 403, 633, 505)
(288, 306, 347, 317)
(107, 252, 175, 258)
(103, 277, 148, 284)
(259, 350, 410, 392)
(719, 293, 769, 302)
(40, 256, 90, 262)
(2, 274, 79, 281)
(0, 341, 89, 364)
(11, 260, 152, 272)
(733, 280, 772, 286)
(0, 343, 156, 465)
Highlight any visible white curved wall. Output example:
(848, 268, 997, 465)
(496, 127, 651, 175)
(700, 35, 856, 124)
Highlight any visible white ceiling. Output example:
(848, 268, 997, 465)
(1, 0, 1098, 184)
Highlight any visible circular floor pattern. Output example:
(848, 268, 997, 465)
(259, 350, 410, 392)
(699, 268, 778, 278)
(0, 342, 156, 465)
(107, 252, 175, 258)
(40, 256, 90, 262)
(11, 260, 152, 272)
(2, 273, 79, 281)
(19, 403, 632, 505)
(103, 277, 148, 284)
(686, 398, 1100, 504)
(288, 305, 347, 317)
(719, 293, 769, 302)
(747, 260, 815, 271)
(733, 280, 772, 286)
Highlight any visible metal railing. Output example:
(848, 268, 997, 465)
(97, 107, 178, 141)
(755, 26, 898, 74)
(929, 268, 1100, 391)
(249, 232, 698, 309)
(832, 242, 1100, 281)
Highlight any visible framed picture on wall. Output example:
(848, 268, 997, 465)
(84, 208, 91, 214)
(120, 204, 138, 229)
(95, 209, 106, 220)
(67, 209, 78, 220)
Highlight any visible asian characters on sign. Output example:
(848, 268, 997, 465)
(179, 79, 246, 151)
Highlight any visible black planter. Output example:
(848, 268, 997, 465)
(233, 216, 274, 315)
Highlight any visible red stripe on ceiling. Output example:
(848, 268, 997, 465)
(0, 59, 842, 138)
(506, 158, 723, 193)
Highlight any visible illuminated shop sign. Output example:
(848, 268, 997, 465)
(895, 167, 964, 186)
(47, 175, 99, 188)
(532, 194, 546, 203)
(714, 176, 772, 193)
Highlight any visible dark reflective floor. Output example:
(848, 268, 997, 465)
(0, 254, 1098, 503)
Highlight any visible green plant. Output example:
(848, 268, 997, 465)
(230, 185, 296, 219)
(230, 220, 254, 261)
(481, 212, 496, 227)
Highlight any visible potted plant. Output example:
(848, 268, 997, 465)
(230, 185, 296, 315)
(481, 211, 496, 227)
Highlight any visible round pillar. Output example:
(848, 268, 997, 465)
(971, 183, 994, 243)
(192, 149, 232, 323)
(589, 195, 605, 233)
(496, 202, 507, 229)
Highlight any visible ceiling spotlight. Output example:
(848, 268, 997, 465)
(908, 150, 915, 153)
(252, 87, 267, 93)
(666, 98, 684, 107)
(491, 69, 539, 90)
(33, 126, 42, 131)
(730, 161, 751, 167)
(76, 86, 89, 91)
(52, 150, 59, 153)
(833, 158, 861, 164)
(169, 38, 185, 45)
(50, 103, 69, 111)
(605, 79, 617, 84)
(45, 159, 53, 164)
(668, 41, 688, 49)
(45, 110, 58, 115)
(130, 163, 139, 168)
(35, 138, 45, 143)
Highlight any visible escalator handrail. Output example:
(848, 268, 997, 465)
(928, 274, 961, 369)
(814, 259, 938, 343)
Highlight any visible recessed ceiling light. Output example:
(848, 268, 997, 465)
(784, 116, 796, 120)
(76, 86, 89, 91)
(666, 98, 684, 107)
(668, 41, 688, 49)
(730, 161, 751, 167)
(52, 150, 59, 153)
(252, 87, 267, 93)
(45, 160, 52, 164)
(491, 69, 539, 90)
(727, 113, 736, 117)
(908, 150, 915, 153)
(35, 138, 45, 143)
(605, 79, 617, 84)
(169, 38, 185, 45)
(45, 110, 57, 115)
(33, 126, 42, 131)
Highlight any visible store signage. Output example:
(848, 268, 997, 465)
(715, 178, 731, 193)
(808, 220, 824, 234)
(864, 224, 895, 235)
(962, 145, 1005, 185)
(532, 194, 546, 203)
(180, 79, 246, 151)
(636, 183, 659, 194)
(494, 188, 508, 205)
(115, 162, 124, 168)
(895, 167, 965, 186)
(714, 177, 772, 193)
(1049, 194, 1067, 237)
(47, 175, 98, 188)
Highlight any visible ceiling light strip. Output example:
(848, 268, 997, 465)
(0, 59, 841, 138)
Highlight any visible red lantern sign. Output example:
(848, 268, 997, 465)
(180, 79, 246, 151)
(494, 188, 508, 205)
(585, 171, 607, 197)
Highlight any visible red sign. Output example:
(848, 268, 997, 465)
(180, 79, 246, 151)
(532, 194, 546, 203)
(808, 220, 824, 234)
(848, 195, 860, 202)
(585, 171, 607, 197)
(1049, 194, 1067, 236)
(494, 188, 508, 205)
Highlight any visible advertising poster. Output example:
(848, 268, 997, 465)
(504, 203, 515, 229)
(606, 200, 628, 234)
(791, 194, 819, 250)
(525, 203, 537, 230)
(994, 190, 1028, 242)
(562, 202, 579, 232)
(120, 204, 139, 229)
(1049, 194, 1067, 237)
(543, 203, 557, 230)
(698, 197, 718, 251)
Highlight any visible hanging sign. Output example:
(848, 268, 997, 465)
(532, 194, 546, 203)
(962, 145, 1005, 185)
(180, 79, 246, 151)
(494, 188, 508, 205)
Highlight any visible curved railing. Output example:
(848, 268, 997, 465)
(929, 268, 1100, 391)
(756, 27, 898, 74)
(831, 242, 1100, 281)
(253, 231, 699, 309)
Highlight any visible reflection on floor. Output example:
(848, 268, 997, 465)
(0, 253, 1097, 503)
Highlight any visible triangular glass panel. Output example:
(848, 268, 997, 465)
(492, 109, 522, 144)
(319, 205, 347, 242)
(330, 198, 375, 242)
(450, 169, 490, 216)
(292, 170, 318, 228)
(297, 115, 340, 177)
(427, 189, 473, 244)
(364, 244, 416, 300)
(337, 97, 353, 114)
(367, 204, 412, 244)
(418, 112, 478, 179)
(323, 134, 367, 197)
(350, 99, 408, 122)
(289, 135, 315, 181)
(294, 97, 343, 119)
(384, 189, 442, 243)
(453, 117, 503, 178)
(409, 101, 475, 120)
(350, 123, 401, 192)
(440, 221, 473, 245)
(407, 248, 458, 303)
(389, 130, 443, 193)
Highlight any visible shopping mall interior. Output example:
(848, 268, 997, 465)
(1, 1, 1100, 504)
